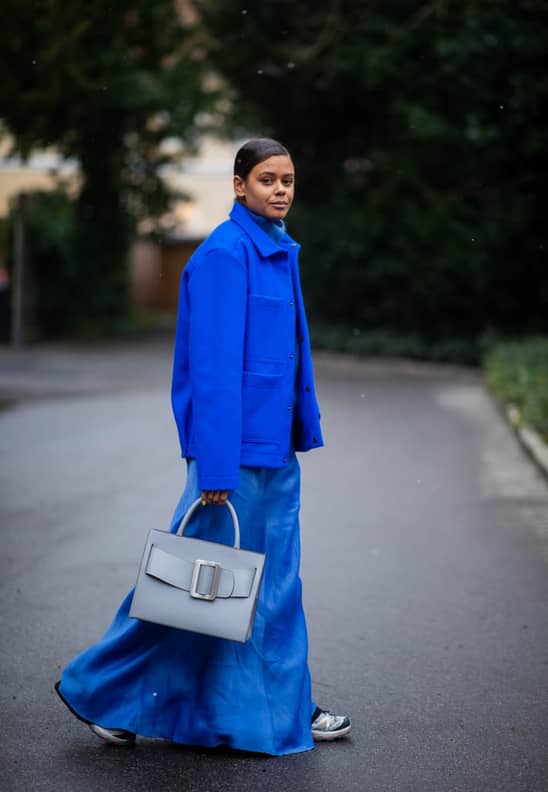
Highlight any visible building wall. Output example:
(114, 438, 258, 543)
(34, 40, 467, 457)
(131, 238, 201, 311)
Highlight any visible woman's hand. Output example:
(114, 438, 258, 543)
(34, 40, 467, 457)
(201, 490, 229, 505)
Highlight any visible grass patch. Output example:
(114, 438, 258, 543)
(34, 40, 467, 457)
(483, 336, 548, 442)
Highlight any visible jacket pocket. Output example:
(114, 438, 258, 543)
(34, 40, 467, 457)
(244, 294, 292, 370)
(242, 370, 283, 389)
(242, 370, 284, 443)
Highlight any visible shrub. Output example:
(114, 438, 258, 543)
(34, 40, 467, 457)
(5, 189, 135, 338)
(484, 337, 548, 441)
(22, 189, 77, 336)
(309, 323, 484, 365)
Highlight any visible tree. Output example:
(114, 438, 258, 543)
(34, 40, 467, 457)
(0, 0, 211, 333)
(196, 1, 548, 348)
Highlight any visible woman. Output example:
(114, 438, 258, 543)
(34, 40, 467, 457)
(55, 138, 351, 755)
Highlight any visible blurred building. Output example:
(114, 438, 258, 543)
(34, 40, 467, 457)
(131, 136, 238, 312)
(0, 135, 238, 313)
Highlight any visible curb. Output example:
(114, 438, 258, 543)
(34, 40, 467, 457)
(505, 404, 548, 482)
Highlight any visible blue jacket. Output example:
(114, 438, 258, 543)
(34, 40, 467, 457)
(171, 201, 324, 491)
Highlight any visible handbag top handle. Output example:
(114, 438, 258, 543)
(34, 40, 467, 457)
(176, 497, 241, 549)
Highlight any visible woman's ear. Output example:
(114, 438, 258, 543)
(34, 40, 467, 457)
(233, 175, 246, 201)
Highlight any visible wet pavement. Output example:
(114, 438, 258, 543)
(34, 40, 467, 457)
(1, 338, 547, 791)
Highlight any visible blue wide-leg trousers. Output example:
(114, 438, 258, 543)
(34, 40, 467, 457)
(57, 453, 315, 755)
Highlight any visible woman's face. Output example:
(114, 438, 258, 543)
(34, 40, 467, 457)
(233, 154, 295, 221)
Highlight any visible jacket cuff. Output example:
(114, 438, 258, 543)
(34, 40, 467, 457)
(197, 470, 240, 492)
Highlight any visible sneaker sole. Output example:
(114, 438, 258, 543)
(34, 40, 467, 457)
(312, 723, 352, 741)
(88, 723, 136, 746)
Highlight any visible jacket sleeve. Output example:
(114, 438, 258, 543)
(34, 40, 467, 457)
(188, 247, 247, 491)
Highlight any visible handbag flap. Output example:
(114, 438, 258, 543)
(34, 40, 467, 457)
(145, 544, 257, 599)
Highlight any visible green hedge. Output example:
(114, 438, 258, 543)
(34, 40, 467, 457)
(483, 337, 548, 441)
(309, 323, 487, 365)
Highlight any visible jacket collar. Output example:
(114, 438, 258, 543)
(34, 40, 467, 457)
(229, 201, 298, 258)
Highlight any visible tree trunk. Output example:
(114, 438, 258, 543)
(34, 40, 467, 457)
(73, 132, 132, 334)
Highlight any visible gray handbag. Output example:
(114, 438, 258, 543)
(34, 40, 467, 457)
(129, 497, 265, 643)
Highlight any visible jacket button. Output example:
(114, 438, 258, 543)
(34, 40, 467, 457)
(287, 405, 292, 412)
(283, 457, 288, 463)
(289, 300, 294, 307)
(305, 386, 311, 392)
(313, 437, 318, 443)
(289, 353, 294, 359)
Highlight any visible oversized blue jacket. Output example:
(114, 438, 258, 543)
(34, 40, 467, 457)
(171, 201, 324, 491)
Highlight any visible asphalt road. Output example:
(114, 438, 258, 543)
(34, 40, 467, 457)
(1, 339, 547, 792)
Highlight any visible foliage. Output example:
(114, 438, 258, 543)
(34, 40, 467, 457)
(10, 190, 77, 336)
(484, 337, 548, 441)
(0, 1, 211, 334)
(310, 323, 485, 365)
(197, 1, 548, 342)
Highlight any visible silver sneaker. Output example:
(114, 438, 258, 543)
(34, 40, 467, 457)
(88, 723, 136, 746)
(311, 707, 351, 741)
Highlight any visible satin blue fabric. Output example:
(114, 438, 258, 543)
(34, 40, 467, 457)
(57, 453, 316, 755)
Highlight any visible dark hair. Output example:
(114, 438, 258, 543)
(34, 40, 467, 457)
(233, 138, 291, 180)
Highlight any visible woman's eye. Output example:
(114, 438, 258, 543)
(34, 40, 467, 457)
(259, 177, 293, 186)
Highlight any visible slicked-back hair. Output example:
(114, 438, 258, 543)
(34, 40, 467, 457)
(233, 138, 291, 180)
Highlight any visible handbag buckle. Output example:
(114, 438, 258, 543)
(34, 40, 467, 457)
(190, 559, 221, 601)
